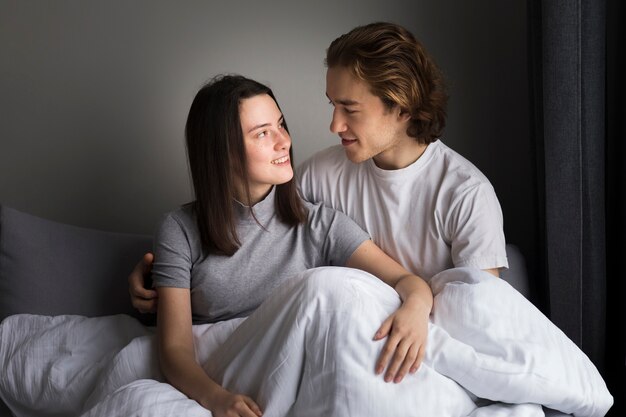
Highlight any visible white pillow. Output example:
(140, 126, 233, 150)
(427, 267, 613, 417)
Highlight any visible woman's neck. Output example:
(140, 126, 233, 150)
(235, 184, 273, 207)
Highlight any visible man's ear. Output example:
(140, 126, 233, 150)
(398, 108, 412, 123)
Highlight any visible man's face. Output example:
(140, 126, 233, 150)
(326, 66, 408, 165)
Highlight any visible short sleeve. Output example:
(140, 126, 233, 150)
(446, 182, 509, 270)
(151, 212, 193, 289)
(306, 203, 370, 267)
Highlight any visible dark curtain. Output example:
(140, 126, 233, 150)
(605, 0, 626, 412)
(529, 0, 625, 414)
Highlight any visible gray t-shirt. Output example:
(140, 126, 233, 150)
(151, 187, 370, 323)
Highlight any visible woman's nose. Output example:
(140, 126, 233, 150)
(275, 129, 290, 149)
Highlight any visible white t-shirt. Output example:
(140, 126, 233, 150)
(297, 140, 508, 280)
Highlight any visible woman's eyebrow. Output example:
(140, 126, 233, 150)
(247, 115, 284, 133)
(247, 123, 270, 133)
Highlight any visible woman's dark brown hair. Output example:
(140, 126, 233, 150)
(326, 22, 448, 144)
(185, 74, 306, 255)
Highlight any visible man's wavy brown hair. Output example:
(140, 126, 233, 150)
(326, 22, 448, 144)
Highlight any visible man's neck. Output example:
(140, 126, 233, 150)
(372, 138, 429, 170)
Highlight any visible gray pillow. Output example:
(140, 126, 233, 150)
(0, 205, 152, 322)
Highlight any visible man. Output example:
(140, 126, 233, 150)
(130, 21, 507, 312)
(299, 22, 507, 281)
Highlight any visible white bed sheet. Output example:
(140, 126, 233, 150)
(0, 267, 613, 417)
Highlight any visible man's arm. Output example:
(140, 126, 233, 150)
(346, 239, 432, 384)
(448, 182, 508, 275)
(483, 268, 500, 277)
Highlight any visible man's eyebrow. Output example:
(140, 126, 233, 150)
(326, 93, 359, 106)
(247, 115, 284, 134)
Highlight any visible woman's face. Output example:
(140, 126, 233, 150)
(238, 94, 293, 204)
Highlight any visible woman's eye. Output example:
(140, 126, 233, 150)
(257, 130, 267, 138)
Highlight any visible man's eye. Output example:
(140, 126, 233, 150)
(345, 108, 356, 114)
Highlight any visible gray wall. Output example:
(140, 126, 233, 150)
(0, 1, 534, 275)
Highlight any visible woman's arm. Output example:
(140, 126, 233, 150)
(346, 240, 433, 384)
(157, 286, 262, 417)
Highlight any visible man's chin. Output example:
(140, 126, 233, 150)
(344, 149, 370, 164)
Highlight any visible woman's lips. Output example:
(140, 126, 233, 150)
(270, 155, 290, 165)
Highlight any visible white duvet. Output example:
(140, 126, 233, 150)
(0, 267, 613, 417)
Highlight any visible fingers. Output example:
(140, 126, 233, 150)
(129, 254, 153, 286)
(130, 284, 158, 300)
(130, 284, 157, 313)
(378, 336, 406, 382)
(393, 343, 420, 383)
(377, 337, 423, 383)
(410, 342, 426, 374)
(129, 274, 158, 299)
(373, 316, 392, 341)
(228, 395, 263, 417)
(129, 253, 155, 295)
(133, 297, 158, 314)
(129, 253, 158, 313)
(374, 315, 427, 383)
(375, 333, 398, 377)
(243, 396, 263, 417)
(141, 252, 154, 274)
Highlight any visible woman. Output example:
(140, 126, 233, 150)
(150, 75, 432, 417)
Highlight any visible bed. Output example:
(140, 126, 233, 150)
(0, 204, 612, 417)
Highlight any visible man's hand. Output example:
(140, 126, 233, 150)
(373, 299, 429, 384)
(129, 252, 158, 314)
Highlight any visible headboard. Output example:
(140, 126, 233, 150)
(0, 205, 152, 322)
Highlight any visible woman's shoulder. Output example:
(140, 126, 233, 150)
(156, 204, 198, 237)
(300, 198, 358, 231)
(301, 198, 331, 217)
(298, 196, 370, 260)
